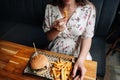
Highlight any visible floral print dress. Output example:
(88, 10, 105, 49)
(42, 4, 96, 60)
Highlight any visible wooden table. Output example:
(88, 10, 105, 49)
(0, 40, 97, 80)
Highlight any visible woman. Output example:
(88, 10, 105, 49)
(42, 0, 96, 79)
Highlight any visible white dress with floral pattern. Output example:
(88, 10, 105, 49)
(42, 4, 96, 60)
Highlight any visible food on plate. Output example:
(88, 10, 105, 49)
(51, 59, 73, 80)
(30, 54, 49, 74)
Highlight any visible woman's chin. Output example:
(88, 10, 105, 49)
(64, 2, 72, 6)
(64, 0, 71, 5)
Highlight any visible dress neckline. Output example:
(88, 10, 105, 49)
(57, 6, 79, 24)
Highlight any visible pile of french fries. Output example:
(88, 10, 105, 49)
(51, 59, 73, 80)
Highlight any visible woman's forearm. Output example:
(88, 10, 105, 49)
(45, 28, 60, 41)
(78, 38, 92, 63)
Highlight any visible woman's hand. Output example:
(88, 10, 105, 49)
(53, 17, 67, 32)
(72, 59, 87, 80)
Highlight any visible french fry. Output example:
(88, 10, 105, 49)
(64, 9, 68, 19)
(61, 68, 65, 80)
(51, 59, 72, 80)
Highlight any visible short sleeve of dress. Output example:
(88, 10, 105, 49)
(42, 4, 51, 32)
(81, 4, 96, 39)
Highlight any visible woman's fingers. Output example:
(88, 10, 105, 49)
(58, 22, 65, 26)
(74, 75, 80, 80)
(52, 17, 67, 31)
(54, 17, 67, 26)
(73, 72, 84, 80)
(80, 67, 87, 80)
(72, 61, 87, 80)
(80, 72, 84, 80)
(57, 17, 67, 24)
(72, 65, 78, 78)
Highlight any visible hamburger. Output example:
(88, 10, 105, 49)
(30, 54, 49, 74)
